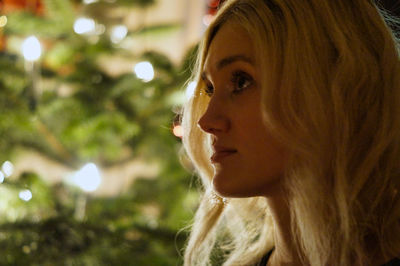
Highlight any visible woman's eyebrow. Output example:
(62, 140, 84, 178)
(201, 54, 254, 80)
(216, 54, 253, 70)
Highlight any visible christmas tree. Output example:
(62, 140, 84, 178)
(0, 0, 204, 264)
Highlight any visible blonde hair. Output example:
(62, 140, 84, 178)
(181, 0, 400, 265)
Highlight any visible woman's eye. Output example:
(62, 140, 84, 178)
(231, 71, 253, 94)
(204, 84, 214, 97)
(201, 71, 253, 97)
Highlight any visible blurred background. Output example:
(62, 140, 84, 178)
(0, 0, 222, 265)
(0, 0, 398, 265)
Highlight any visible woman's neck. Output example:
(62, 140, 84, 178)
(265, 187, 303, 266)
(264, 189, 394, 266)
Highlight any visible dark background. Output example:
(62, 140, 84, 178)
(380, 0, 400, 16)
(378, 0, 400, 33)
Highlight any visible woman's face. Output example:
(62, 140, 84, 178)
(198, 22, 288, 197)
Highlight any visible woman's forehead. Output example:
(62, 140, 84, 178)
(204, 22, 255, 72)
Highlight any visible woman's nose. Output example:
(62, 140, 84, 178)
(197, 98, 230, 134)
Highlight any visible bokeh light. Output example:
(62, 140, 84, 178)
(83, 0, 98, 4)
(111, 25, 128, 43)
(0, 16, 7, 27)
(2, 161, 14, 177)
(19, 189, 33, 202)
(74, 18, 96, 35)
(21, 36, 42, 61)
(73, 163, 102, 192)
(202, 14, 214, 26)
(173, 125, 183, 138)
(0, 172, 4, 183)
(134, 61, 154, 82)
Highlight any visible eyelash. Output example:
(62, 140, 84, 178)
(203, 71, 254, 97)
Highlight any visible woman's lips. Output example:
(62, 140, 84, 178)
(211, 150, 237, 163)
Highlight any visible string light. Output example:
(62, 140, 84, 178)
(1, 161, 14, 177)
(133, 61, 154, 82)
(21, 36, 42, 61)
(73, 163, 102, 192)
(19, 189, 33, 202)
(202, 14, 214, 26)
(0, 16, 7, 27)
(83, 0, 98, 4)
(173, 125, 183, 138)
(111, 25, 128, 44)
(74, 18, 96, 35)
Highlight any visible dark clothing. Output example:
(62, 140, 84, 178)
(384, 258, 400, 266)
(256, 249, 400, 266)
(256, 249, 273, 266)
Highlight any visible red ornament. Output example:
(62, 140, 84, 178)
(206, 0, 228, 16)
(206, 0, 220, 15)
(208, 0, 219, 8)
(1, 0, 44, 15)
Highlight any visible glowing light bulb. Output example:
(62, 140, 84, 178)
(74, 18, 96, 35)
(0, 16, 7, 27)
(173, 125, 183, 138)
(73, 163, 102, 192)
(19, 189, 32, 202)
(133, 61, 154, 82)
(185, 81, 197, 100)
(0, 172, 4, 183)
(83, 0, 98, 4)
(2, 161, 14, 177)
(111, 25, 128, 43)
(202, 14, 214, 26)
(22, 36, 42, 61)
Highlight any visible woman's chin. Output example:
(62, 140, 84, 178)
(212, 176, 251, 198)
(212, 174, 283, 198)
(212, 176, 235, 197)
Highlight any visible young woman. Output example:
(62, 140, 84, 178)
(181, 0, 400, 265)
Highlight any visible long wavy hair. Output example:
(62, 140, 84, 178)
(181, 0, 400, 265)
